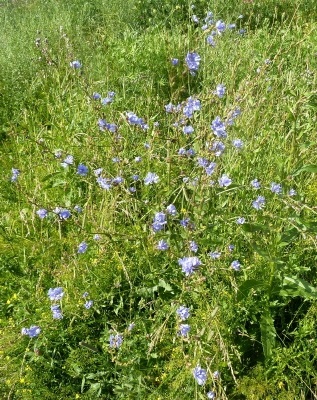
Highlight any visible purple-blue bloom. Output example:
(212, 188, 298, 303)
(289, 188, 296, 196)
(193, 366, 207, 385)
(208, 251, 221, 259)
(144, 172, 159, 185)
(11, 168, 20, 182)
(231, 260, 241, 271)
(109, 334, 123, 348)
(37, 208, 48, 219)
(178, 324, 190, 336)
(207, 391, 216, 399)
(156, 239, 169, 250)
(210, 140, 225, 157)
(21, 326, 41, 338)
(84, 300, 93, 309)
(51, 304, 63, 319)
(236, 217, 245, 225)
(271, 182, 282, 194)
(92, 92, 101, 100)
(183, 125, 194, 135)
(206, 35, 216, 46)
(166, 204, 177, 216)
(78, 241, 88, 254)
(97, 177, 112, 190)
(252, 195, 265, 210)
(219, 174, 232, 187)
(70, 60, 82, 69)
(232, 139, 244, 149)
(189, 241, 198, 253)
(61, 155, 74, 168)
(48, 287, 64, 301)
(176, 306, 190, 321)
(251, 178, 261, 189)
(215, 84, 226, 98)
(171, 58, 179, 65)
(215, 20, 226, 33)
(211, 117, 227, 138)
(58, 209, 71, 220)
(178, 256, 201, 276)
(185, 52, 201, 75)
(77, 164, 88, 176)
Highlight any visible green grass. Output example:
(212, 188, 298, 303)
(1, 0, 317, 399)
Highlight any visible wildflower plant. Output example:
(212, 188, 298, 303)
(2, 1, 317, 399)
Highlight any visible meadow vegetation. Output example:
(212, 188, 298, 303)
(1, 0, 317, 398)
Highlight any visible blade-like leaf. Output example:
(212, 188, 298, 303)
(292, 164, 317, 176)
(260, 310, 276, 359)
(280, 276, 317, 299)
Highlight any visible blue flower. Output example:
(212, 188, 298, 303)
(183, 125, 194, 135)
(206, 35, 216, 46)
(208, 251, 221, 259)
(94, 168, 103, 177)
(189, 241, 198, 253)
(70, 60, 82, 69)
(11, 168, 20, 182)
(178, 256, 201, 276)
(74, 205, 82, 213)
(289, 188, 296, 196)
(228, 244, 235, 252)
(61, 155, 74, 168)
(176, 306, 190, 320)
(166, 204, 177, 216)
(92, 92, 101, 100)
(193, 366, 207, 385)
(236, 217, 245, 225)
(207, 391, 216, 399)
(252, 195, 265, 210)
(21, 326, 41, 338)
(36, 208, 48, 219)
(112, 176, 124, 185)
(215, 84, 226, 98)
(251, 178, 261, 189)
(48, 287, 64, 301)
(78, 241, 88, 254)
(185, 52, 201, 75)
(215, 20, 226, 33)
(210, 140, 225, 156)
(270, 182, 282, 194)
(109, 334, 123, 348)
(218, 174, 232, 187)
(101, 97, 113, 105)
(205, 162, 217, 176)
(77, 164, 88, 176)
(51, 304, 63, 319)
(84, 300, 93, 309)
(211, 117, 227, 138)
(144, 172, 159, 185)
(152, 212, 167, 232)
(93, 234, 101, 240)
(156, 240, 169, 250)
(97, 177, 112, 190)
(128, 322, 135, 331)
(58, 209, 71, 220)
(231, 260, 241, 271)
(178, 324, 190, 336)
(171, 58, 179, 65)
(232, 139, 244, 149)
(191, 15, 199, 23)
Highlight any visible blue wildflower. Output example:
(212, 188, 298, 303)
(183, 125, 194, 135)
(228, 244, 235, 252)
(144, 172, 159, 185)
(61, 155, 74, 168)
(251, 178, 261, 189)
(58, 209, 71, 220)
(189, 241, 198, 253)
(193, 366, 207, 385)
(48, 287, 64, 301)
(84, 300, 93, 309)
(185, 52, 201, 75)
(51, 304, 63, 319)
(232, 139, 244, 149)
(252, 195, 265, 210)
(97, 177, 112, 190)
(171, 58, 179, 65)
(74, 205, 82, 213)
(208, 251, 221, 259)
(109, 334, 123, 348)
(215, 84, 226, 98)
(231, 260, 241, 271)
(11, 168, 20, 182)
(21, 326, 41, 338)
(271, 182, 282, 194)
(77, 164, 88, 176)
(178, 256, 201, 276)
(78, 241, 88, 254)
(215, 20, 226, 33)
(70, 60, 82, 69)
(93, 234, 101, 240)
(205, 162, 217, 176)
(211, 117, 227, 138)
(178, 324, 190, 336)
(236, 217, 245, 225)
(210, 141, 225, 157)
(112, 176, 124, 186)
(166, 204, 177, 216)
(156, 239, 169, 250)
(207, 391, 216, 399)
(218, 174, 232, 187)
(92, 92, 101, 100)
(192, 15, 199, 23)
(36, 208, 48, 219)
(289, 188, 296, 196)
(176, 306, 190, 321)
(206, 35, 216, 46)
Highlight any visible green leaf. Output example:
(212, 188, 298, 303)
(158, 279, 173, 292)
(260, 310, 276, 359)
(237, 279, 264, 302)
(280, 276, 317, 299)
(242, 223, 269, 234)
(292, 164, 317, 176)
